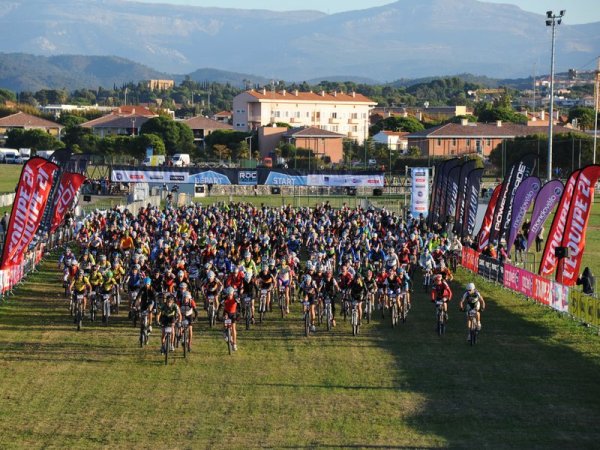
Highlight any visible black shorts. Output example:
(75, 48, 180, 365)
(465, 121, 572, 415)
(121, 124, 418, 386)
(224, 312, 238, 323)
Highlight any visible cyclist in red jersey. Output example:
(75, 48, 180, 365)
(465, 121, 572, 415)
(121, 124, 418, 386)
(431, 274, 452, 319)
(222, 287, 239, 351)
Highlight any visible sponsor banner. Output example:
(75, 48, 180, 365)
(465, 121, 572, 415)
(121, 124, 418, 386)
(461, 247, 480, 272)
(557, 165, 600, 286)
(526, 180, 564, 251)
(551, 281, 570, 313)
(503, 264, 521, 291)
(532, 274, 551, 306)
(491, 154, 536, 245)
(539, 171, 580, 276)
(0, 158, 59, 270)
(307, 174, 385, 187)
(238, 170, 258, 186)
(463, 169, 484, 237)
(477, 254, 504, 283)
(444, 164, 462, 221)
(263, 171, 307, 186)
(454, 161, 477, 235)
(111, 169, 189, 183)
(190, 170, 233, 185)
(519, 269, 535, 298)
(437, 159, 462, 225)
(410, 168, 429, 218)
(506, 176, 541, 253)
(477, 184, 503, 251)
(50, 172, 86, 232)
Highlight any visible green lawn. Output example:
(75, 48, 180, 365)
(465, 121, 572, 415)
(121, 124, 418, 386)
(0, 163, 22, 193)
(1, 257, 599, 448)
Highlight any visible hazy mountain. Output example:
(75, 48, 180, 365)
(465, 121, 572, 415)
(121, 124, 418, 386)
(1, 0, 598, 81)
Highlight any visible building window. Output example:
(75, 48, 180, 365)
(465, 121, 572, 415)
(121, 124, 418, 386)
(295, 111, 301, 118)
(332, 126, 338, 132)
(351, 113, 358, 119)
(285, 111, 289, 117)
(274, 111, 280, 118)
(331, 112, 338, 119)
(452, 138, 457, 146)
(487, 139, 491, 146)
(352, 125, 358, 132)
(437, 139, 441, 146)
(306, 112, 310, 118)
(466, 139, 471, 146)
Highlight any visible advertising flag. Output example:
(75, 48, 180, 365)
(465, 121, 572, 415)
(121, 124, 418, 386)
(477, 183, 503, 251)
(490, 154, 537, 245)
(453, 160, 477, 235)
(431, 159, 452, 225)
(539, 170, 580, 276)
(410, 168, 429, 218)
(505, 176, 541, 253)
(0, 157, 60, 270)
(557, 165, 600, 285)
(437, 158, 461, 225)
(50, 172, 86, 232)
(526, 180, 564, 251)
(428, 161, 443, 223)
(463, 168, 484, 237)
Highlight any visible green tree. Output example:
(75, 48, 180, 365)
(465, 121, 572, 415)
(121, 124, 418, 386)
(139, 116, 194, 155)
(0, 88, 16, 104)
(370, 115, 425, 135)
(133, 133, 166, 159)
(568, 107, 596, 130)
(6, 128, 64, 151)
(62, 127, 100, 154)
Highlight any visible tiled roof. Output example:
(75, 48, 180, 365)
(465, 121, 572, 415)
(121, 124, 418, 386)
(284, 126, 345, 138)
(0, 111, 62, 129)
(82, 113, 155, 128)
(381, 131, 410, 137)
(82, 115, 152, 129)
(183, 116, 233, 130)
(213, 110, 232, 117)
(111, 105, 155, 116)
(406, 122, 580, 139)
(246, 89, 375, 104)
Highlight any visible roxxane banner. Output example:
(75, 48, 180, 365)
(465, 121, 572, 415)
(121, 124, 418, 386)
(506, 176, 541, 253)
(557, 165, 600, 286)
(0, 157, 59, 270)
(50, 172, 86, 232)
(539, 170, 580, 276)
(526, 180, 564, 251)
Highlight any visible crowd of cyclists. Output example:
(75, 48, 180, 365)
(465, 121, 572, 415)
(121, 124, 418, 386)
(58, 200, 486, 355)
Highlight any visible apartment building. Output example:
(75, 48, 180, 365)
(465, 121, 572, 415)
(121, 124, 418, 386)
(232, 89, 376, 144)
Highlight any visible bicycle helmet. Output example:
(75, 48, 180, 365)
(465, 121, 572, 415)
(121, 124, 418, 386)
(304, 274, 312, 284)
(207, 271, 215, 280)
(144, 277, 151, 285)
(225, 286, 234, 296)
(244, 272, 252, 282)
(177, 270, 185, 277)
(466, 282, 475, 292)
(105, 270, 113, 278)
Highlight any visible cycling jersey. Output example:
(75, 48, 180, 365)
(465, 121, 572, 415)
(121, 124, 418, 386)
(160, 303, 179, 325)
(89, 271, 103, 287)
(72, 278, 89, 293)
(178, 299, 197, 318)
(431, 281, 452, 302)
(462, 290, 482, 309)
(223, 297, 238, 315)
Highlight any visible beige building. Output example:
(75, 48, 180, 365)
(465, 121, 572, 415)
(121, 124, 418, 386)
(233, 89, 376, 144)
(0, 112, 63, 137)
(146, 79, 175, 91)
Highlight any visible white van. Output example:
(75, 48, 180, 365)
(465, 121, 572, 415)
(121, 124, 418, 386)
(171, 154, 190, 167)
(0, 148, 19, 163)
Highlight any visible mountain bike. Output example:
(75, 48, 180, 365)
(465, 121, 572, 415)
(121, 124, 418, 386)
(129, 289, 140, 326)
(302, 300, 311, 337)
(323, 294, 333, 331)
(180, 317, 191, 357)
(436, 299, 447, 336)
(162, 325, 173, 365)
(467, 309, 479, 346)
(74, 293, 84, 331)
(139, 310, 150, 347)
(224, 317, 233, 355)
(388, 289, 398, 328)
(279, 286, 287, 318)
(341, 289, 351, 322)
(243, 296, 252, 330)
(113, 284, 121, 315)
(399, 290, 409, 324)
(207, 295, 217, 328)
(258, 289, 268, 323)
(351, 300, 360, 336)
(102, 292, 112, 325)
(423, 268, 432, 293)
(365, 289, 375, 324)
(89, 290, 98, 322)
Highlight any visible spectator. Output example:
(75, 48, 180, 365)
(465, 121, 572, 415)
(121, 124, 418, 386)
(576, 267, 595, 295)
(0, 212, 8, 233)
(535, 226, 544, 252)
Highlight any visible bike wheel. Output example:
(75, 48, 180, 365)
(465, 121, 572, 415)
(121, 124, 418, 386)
(391, 304, 397, 328)
(164, 338, 169, 365)
(208, 306, 214, 328)
(140, 328, 144, 348)
(304, 314, 310, 337)
(183, 330, 187, 358)
(326, 309, 332, 331)
(245, 309, 251, 330)
(352, 311, 357, 336)
(77, 310, 82, 331)
(227, 329, 232, 355)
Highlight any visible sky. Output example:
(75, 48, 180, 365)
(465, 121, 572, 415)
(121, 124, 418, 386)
(135, 0, 600, 24)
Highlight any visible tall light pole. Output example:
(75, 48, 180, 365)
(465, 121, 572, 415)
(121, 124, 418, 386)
(546, 9, 565, 180)
(594, 57, 599, 164)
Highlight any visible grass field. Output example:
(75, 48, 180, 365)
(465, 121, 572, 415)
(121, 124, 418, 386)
(0, 163, 22, 193)
(1, 256, 600, 448)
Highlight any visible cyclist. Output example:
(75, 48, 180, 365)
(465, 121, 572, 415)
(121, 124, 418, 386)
(364, 269, 377, 316)
(349, 274, 368, 325)
(99, 270, 118, 322)
(276, 260, 292, 314)
(431, 273, 453, 320)
(88, 265, 103, 299)
(126, 264, 143, 317)
(397, 267, 412, 310)
(70, 270, 91, 319)
(203, 270, 223, 311)
(420, 248, 436, 286)
(459, 282, 486, 340)
(158, 294, 181, 353)
(138, 277, 156, 331)
(97, 254, 111, 274)
(299, 274, 319, 332)
(240, 270, 255, 323)
(319, 268, 339, 327)
(222, 286, 239, 351)
(178, 291, 198, 350)
(256, 263, 275, 312)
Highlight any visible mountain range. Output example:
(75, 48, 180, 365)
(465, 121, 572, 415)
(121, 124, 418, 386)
(1, 0, 599, 86)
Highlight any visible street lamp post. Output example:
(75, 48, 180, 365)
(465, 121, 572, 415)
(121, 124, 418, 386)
(545, 9, 565, 181)
(244, 136, 253, 163)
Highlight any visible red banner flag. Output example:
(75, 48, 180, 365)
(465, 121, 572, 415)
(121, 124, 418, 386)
(539, 170, 580, 277)
(477, 184, 502, 251)
(50, 172, 86, 233)
(0, 157, 59, 270)
(556, 165, 600, 285)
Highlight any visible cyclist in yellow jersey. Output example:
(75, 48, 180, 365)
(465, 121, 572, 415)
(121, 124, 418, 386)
(70, 271, 91, 312)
